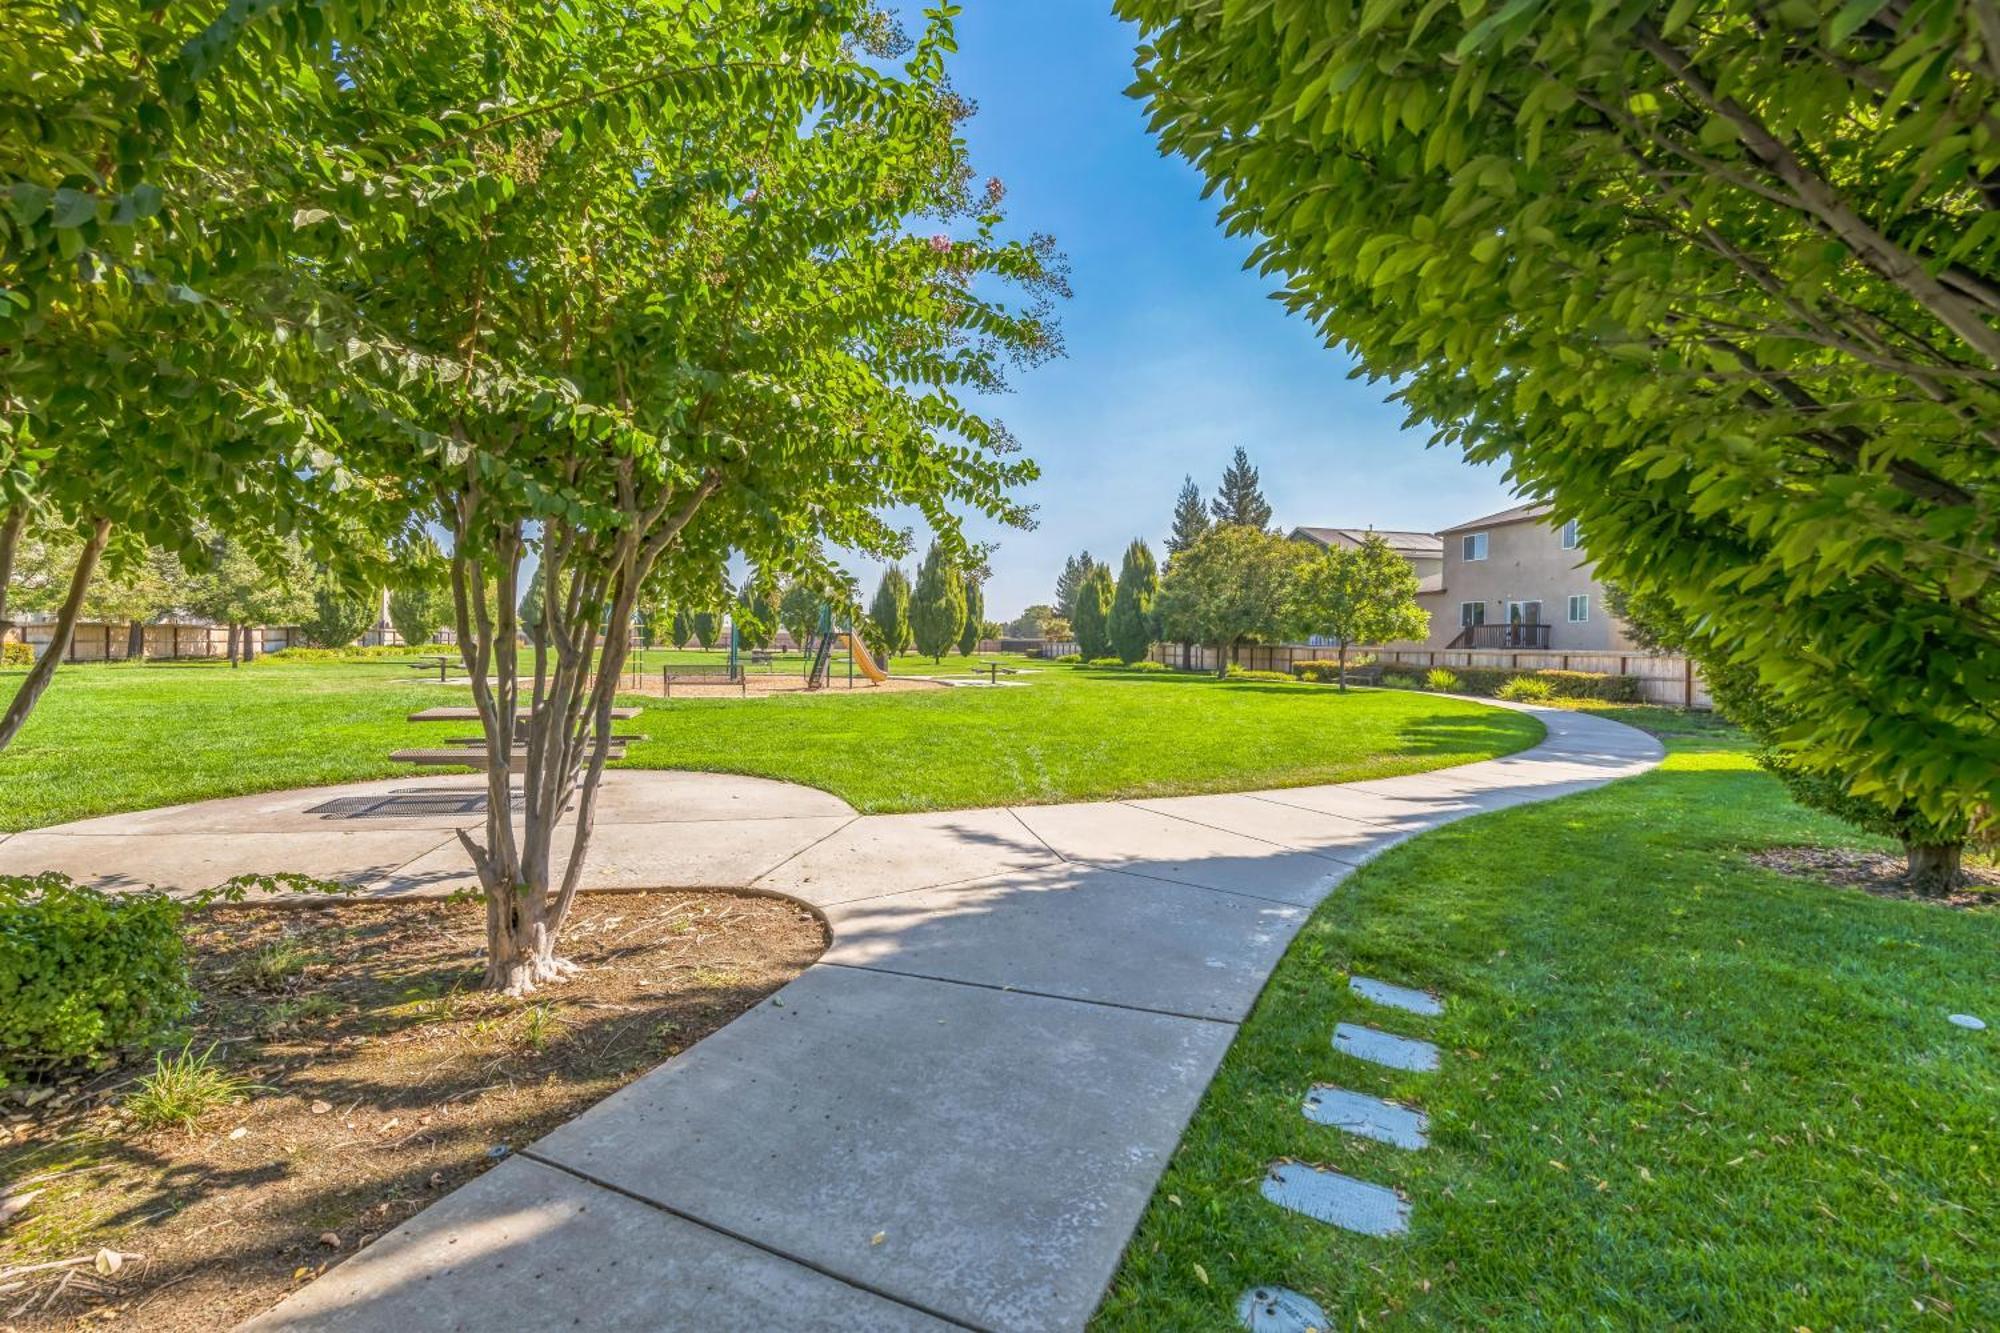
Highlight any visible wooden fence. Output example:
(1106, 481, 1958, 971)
(11, 622, 310, 662)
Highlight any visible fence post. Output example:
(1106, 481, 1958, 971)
(1683, 656, 1693, 708)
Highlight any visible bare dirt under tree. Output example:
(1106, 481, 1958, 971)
(0, 891, 825, 1329)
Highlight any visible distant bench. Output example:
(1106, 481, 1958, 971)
(661, 664, 746, 697)
(394, 703, 643, 769)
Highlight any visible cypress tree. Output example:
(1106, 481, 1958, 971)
(909, 543, 967, 662)
(1072, 563, 1115, 659)
(958, 575, 984, 655)
(1107, 539, 1159, 663)
(867, 566, 911, 661)
(1054, 551, 1093, 620)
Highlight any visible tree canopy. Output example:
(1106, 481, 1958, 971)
(1155, 524, 1300, 676)
(868, 566, 912, 662)
(1119, 0, 1997, 833)
(958, 573, 984, 656)
(1289, 534, 1429, 688)
(1072, 562, 1116, 659)
(1166, 474, 1210, 555)
(909, 543, 967, 661)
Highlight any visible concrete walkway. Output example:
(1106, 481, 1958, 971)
(0, 702, 1662, 1331)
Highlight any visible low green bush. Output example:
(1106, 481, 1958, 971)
(261, 644, 420, 663)
(1087, 656, 1125, 668)
(1, 641, 31, 666)
(1380, 672, 1422, 689)
(1054, 652, 1082, 663)
(1225, 665, 1294, 683)
(1425, 668, 1460, 691)
(1533, 668, 1646, 702)
(1293, 657, 1377, 684)
(1122, 659, 1169, 672)
(0, 873, 194, 1087)
(1497, 675, 1556, 702)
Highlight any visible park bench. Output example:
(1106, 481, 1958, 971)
(748, 648, 776, 669)
(661, 663, 746, 697)
(390, 739, 629, 771)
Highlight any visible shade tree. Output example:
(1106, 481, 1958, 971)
(1119, 0, 1997, 853)
(1288, 534, 1429, 690)
(304, 2, 1062, 991)
(1154, 525, 1301, 677)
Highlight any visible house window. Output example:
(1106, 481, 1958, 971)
(1568, 594, 1589, 623)
(1560, 519, 1580, 550)
(1461, 531, 1488, 561)
(1459, 601, 1486, 627)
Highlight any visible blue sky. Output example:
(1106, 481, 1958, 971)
(863, 1, 1516, 621)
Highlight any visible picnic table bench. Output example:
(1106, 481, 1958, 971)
(661, 663, 746, 697)
(748, 649, 776, 669)
(408, 653, 455, 682)
(394, 703, 641, 769)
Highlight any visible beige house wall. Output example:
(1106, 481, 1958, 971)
(1419, 516, 1640, 652)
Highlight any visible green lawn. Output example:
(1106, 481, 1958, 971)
(0, 657, 1541, 829)
(1094, 711, 1999, 1329)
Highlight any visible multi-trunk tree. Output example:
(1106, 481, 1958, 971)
(284, 1, 1060, 991)
(1120, 0, 1997, 868)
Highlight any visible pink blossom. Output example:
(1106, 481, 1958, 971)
(929, 233, 952, 252)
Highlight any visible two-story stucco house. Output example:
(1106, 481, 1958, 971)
(1410, 502, 1638, 652)
(1286, 526, 1444, 582)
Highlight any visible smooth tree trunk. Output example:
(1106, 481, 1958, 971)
(1337, 641, 1348, 691)
(126, 621, 145, 659)
(1905, 840, 1964, 894)
(0, 517, 110, 752)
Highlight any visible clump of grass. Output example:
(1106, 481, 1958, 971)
(1424, 667, 1460, 691)
(514, 1003, 564, 1051)
(125, 1043, 251, 1131)
(230, 939, 315, 992)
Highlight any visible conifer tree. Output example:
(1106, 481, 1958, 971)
(1108, 539, 1159, 663)
(1166, 475, 1209, 556)
(1072, 563, 1116, 659)
(1209, 447, 1273, 529)
(958, 575, 984, 655)
(909, 543, 967, 661)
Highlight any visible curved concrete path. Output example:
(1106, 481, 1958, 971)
(0, 703, 1662, 1331)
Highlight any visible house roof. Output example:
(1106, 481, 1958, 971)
(1288, 526, 1444, 556)
(1415, 573, 1445, 595)
(1438, 501, 1552, 534)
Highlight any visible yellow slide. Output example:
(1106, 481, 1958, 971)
(837, 632, 890, 683)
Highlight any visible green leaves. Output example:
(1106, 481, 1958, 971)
(1119, 0, 1998, 829)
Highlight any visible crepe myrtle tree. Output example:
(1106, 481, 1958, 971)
(1120, 0, 1998, 839)
(0, 0, 412, 745)
(312, 1, 1062, 991)
(1288, 534, 1428, 690)
(1155, 524, 1301, 677)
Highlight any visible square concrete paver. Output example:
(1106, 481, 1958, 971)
(368, 816, 852, 895)
(1333, 1022, 1440, 1073)
(1260, 1162, 1410, 1237)
(530, 965, 1236, 1332)
(240, 1156, 953, 1331)
(821, 862, 1309, 1021)
(757, 807, 1058, 906)
(0, 829, 457, 894)
(1009, 801, 1343, 905)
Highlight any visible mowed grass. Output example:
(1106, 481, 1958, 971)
(616, 664, 1542, 812)
(0, 657, 1542, 829)
(1094, 713, 2000, 1329)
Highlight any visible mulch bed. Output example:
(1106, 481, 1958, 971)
(1747, 845, 2000, 908)
(0, 891, 825, 1330)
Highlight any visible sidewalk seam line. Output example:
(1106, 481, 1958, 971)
(816, 960, 1242, 1027)
(748, 813, 862, 886)
(516, 1150, 989, 1332)
(1113, 801, 1371, 868)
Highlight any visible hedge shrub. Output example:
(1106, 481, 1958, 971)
(1225, 666, 1294, 682)
(1293, 657, 1377, 684)
(0, 873, 194, 1087)
(1497, 675, 1556, 702)
(1, 641, 31, 666)
(1380, 664, 1645, 701)
(261, 644, 420, 663)
(1086, 656, 1125, 668)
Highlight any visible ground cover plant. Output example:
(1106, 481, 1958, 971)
(1095, 710, 1999, 1329)
(0, 657, 1542, 828)
(0, 891, 823, 1327)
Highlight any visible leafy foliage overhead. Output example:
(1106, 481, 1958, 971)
(1119, 0, 1999, 828)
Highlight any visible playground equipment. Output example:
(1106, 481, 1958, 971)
(804, 605, 888, 689)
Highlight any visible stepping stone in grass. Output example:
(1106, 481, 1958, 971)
(1260, 1161, 1409, 1237)
(1349, 975, 1443, 1017)
(1236, 1285, 1331, 1332)
(1333, 1022, 1439, 1073)
(1302, 1084, 1429, 1149)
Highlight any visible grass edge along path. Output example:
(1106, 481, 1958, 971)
(1093, 711, 1998, 1330)
(0, 659, 1542, 831)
